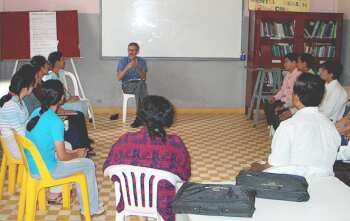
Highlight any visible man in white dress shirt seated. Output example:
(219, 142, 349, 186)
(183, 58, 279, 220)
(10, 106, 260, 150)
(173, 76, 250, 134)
(319, 61, 348, 123)
(251, 73, 341, 177)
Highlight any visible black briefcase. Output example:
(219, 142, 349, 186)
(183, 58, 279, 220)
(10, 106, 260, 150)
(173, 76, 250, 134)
(236, 170, 310, 202)
(334, 160, 350, 187)
(171, 182, 256, 217)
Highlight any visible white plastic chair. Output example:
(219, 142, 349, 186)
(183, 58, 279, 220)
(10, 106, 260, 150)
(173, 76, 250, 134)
(0, 80, 10, 97)
(122, 93, 135, 123)
(268, 126, 275, 137)
(63, 71, 96, 128)
(104, 165, 181, 221)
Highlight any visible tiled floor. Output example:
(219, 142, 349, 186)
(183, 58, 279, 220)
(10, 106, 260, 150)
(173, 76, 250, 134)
(0, 113, 271, 221)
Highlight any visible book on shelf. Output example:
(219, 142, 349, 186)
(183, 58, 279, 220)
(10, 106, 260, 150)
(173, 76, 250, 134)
(260, 21, 295, 39)
(304, 20, 337, 39)
(304, 44, 336, 58)
(271, 43, 293, 57)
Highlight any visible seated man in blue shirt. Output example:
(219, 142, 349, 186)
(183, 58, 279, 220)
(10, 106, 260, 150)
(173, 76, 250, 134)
(116, 42, 148, 127)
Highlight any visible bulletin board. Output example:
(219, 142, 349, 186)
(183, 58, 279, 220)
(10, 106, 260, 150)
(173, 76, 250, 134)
(249, 0, 310, 12)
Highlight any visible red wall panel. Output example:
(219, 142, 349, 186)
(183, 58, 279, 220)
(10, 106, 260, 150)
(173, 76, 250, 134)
(56, 10, 80, 58)
(0, 10, 80, 60)
(1, 11, 30, 59)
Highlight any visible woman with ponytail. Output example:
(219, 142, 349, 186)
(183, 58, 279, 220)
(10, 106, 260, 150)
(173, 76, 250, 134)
(0, 64, 36, 159)
(26, 55, 96, 156)
(26, 80, 104, 216)
(104, 95, 191, 221)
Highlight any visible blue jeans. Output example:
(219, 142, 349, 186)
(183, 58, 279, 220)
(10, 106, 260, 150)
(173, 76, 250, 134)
(50, 158, 100, 214)
(341, 135, 349, 146)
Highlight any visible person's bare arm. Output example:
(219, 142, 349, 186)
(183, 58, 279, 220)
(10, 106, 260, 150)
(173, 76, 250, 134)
(66, 96, 80, 103)
(279, 110, 292, 121)
(117, 60, 136, 81)
(336, 116, 350, 135)
(250, 162, 272, 172)
(57, 107, 76, 115)
(55, 141, 87, 161)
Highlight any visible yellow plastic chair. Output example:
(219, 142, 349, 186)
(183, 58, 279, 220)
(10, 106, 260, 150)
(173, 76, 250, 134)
(0, 135, 47, 214)
(0, 135, 24, 199)
(14, 132, 91, 221)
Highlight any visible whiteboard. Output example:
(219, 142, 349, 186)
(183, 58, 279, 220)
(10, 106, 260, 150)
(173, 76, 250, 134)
(101, 0, 243, 58)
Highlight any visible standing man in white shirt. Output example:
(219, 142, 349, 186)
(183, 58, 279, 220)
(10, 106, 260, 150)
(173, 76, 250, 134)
(251, 73, 341, 177)
(319, 61, 348, 123)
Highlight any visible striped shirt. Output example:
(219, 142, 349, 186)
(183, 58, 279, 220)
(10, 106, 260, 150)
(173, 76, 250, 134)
(0, 95, 29, 159)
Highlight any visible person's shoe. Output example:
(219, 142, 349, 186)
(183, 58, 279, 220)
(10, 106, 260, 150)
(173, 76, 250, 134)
(110, 113, 119, 120)
(130, 119, 142, 128)
(92, 206, 105, 216)
(81, 206, 105, 217)
(88, 137, 95, 144)
(47, 193, 62, 205)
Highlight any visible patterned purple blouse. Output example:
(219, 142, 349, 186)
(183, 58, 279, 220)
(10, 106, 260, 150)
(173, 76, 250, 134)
(104, 127, 191, 221)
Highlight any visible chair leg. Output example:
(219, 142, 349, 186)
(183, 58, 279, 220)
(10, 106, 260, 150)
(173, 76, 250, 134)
(62, 184, 71, 209)
(17, 170, 27, 221)
(38, 189, 47, 211)
(87, 103, 96, 129)
(79, 179, 91, 221)
(253, 70, 265, 127)
(0, 155, 7, 200)
(8, 163, 17, 194)
(122, 96, 128, 123)
(17, 165, 23, 188)
(115, 213, 125, 221)
(25, 180, 38, 221)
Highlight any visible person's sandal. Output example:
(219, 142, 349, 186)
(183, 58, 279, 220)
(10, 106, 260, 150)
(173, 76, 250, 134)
(47, 193, 63, 205)
(80, 206, 105, 217)
(110, 113, 119, 120)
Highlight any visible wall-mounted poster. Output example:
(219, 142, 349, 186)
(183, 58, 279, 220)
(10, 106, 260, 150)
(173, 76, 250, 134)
(249, 0, 310, 12)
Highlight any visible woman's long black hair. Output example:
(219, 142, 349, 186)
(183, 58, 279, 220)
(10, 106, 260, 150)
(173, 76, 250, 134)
(0, 64, 36, 107)
(30, 55, 47, 73)
(138, 95, 175, 142)
(26, 80, 64, 131)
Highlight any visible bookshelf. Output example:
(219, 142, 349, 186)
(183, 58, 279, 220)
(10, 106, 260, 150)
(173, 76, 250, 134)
(246, 11, 343, 112)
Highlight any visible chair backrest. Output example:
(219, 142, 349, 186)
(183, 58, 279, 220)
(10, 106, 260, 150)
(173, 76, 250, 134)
(62, 71, 79, 97)
(0, 134, 21, 163)
(104, 165, 181, 216)
(0, 80, 10, 97)
(13, 131, 53, 181)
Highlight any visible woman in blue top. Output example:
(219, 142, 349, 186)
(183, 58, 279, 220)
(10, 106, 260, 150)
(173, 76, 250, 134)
(43, 51, 88, 116)
(26, 80, 104, 216)
(0, 65, 36, 159)
(28, 55, 96, 156)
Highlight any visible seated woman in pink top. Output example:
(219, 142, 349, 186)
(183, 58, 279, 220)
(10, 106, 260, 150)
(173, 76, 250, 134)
(264, 53, 302, 129)
(104, 95, 191, 221)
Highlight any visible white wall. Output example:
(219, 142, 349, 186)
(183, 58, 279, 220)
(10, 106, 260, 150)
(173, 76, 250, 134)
(0, 0, 4, 11)
(1, 0, 99, 13)
(310, 0, 337, 13)
(337, 0, 350, 19)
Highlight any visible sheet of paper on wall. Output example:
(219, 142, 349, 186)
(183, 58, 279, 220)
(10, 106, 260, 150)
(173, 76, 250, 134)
(29, 11, 58, 58)
(249, 0, 310, 12)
